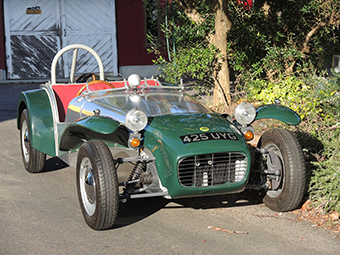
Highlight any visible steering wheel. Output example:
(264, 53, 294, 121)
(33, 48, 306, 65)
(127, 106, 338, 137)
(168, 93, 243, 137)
(76, 80, 115, 96)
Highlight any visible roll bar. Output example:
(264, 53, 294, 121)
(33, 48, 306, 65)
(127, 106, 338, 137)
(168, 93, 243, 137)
(50, 44, 105, 84)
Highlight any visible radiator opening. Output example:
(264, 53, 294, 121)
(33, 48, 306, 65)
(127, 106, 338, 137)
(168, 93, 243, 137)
(178, 152, 247, 187)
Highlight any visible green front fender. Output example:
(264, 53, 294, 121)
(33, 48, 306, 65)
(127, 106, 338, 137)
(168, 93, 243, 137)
(17, 89, 56, 156)
(59, 116, 123, 151)
(255, 104, 301, 125)
(71, 116, 120, 134)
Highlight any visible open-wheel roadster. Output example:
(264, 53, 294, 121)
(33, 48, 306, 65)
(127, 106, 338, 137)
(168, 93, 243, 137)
(18, 44, 306, 230)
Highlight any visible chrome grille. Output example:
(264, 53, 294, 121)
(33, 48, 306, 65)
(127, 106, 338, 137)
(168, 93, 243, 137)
(178, 152, 247, 187)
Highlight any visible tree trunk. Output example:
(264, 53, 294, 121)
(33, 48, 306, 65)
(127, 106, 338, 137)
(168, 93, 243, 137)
(213, 0, 232, 107)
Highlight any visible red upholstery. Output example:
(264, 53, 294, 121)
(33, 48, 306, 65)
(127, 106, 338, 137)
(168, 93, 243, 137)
(80, 81, 114, 93)
(141, 80, 160, 86)
(52, 84, 85, 122)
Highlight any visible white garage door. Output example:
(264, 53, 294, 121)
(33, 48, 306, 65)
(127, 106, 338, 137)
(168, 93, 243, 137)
(3, 0, 118, 80)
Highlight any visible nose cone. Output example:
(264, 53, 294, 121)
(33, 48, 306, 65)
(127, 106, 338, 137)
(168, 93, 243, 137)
(144, 112, 249, 170)
(143, 113, 250, 198)
(145, 113, 244, 147)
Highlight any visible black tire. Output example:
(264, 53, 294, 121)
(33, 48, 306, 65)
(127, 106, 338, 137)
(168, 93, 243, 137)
(20, 109, 46, 173)
(257, 128, 306, 212)
(76, 140, 119, 230)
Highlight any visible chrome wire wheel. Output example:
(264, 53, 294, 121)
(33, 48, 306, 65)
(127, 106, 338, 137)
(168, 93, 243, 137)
(79, 157, 96, 216)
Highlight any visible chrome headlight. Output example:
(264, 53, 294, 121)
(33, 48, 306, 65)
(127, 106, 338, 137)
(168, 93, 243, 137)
(234, 102, 256, 125)
(125, 108, 148, 132)
(128, 74, 141, 88)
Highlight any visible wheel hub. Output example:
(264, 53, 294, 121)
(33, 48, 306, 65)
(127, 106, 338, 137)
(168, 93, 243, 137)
(79, 157, 96, 216)
(267, 151, 283, 190)
(85, 170, 95, 203)
(21, 122, 30, 162)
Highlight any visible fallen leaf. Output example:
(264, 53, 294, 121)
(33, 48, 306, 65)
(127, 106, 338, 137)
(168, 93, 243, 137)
(301, 200, 311, 211)
(330, 211, 340, 221)
(208, 226, 248, 234)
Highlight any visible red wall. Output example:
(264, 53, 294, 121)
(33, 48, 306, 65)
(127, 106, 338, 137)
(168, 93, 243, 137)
(116, 0, 156, 66)
(0, 0, 6, 69)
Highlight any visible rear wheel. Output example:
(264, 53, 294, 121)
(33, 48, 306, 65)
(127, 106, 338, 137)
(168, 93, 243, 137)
(258, 128, 306, 211)
(20, 109, 46, 173)
(76, 140, 119, 230)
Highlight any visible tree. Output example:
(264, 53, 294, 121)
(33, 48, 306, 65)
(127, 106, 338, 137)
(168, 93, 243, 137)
(228, 0, 340, 82)
(179, 0, 233, 106)
(149, 0, 340, 107)
(149, 0, 234, 107)
(212, 1, 232, 106)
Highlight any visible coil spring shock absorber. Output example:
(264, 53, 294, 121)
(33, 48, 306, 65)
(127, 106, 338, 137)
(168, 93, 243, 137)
(123, 162, 146, 198)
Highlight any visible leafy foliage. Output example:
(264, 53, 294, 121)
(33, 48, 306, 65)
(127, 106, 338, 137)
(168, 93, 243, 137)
(148, 0, 217, 92)
(245, 76, 322, 120)
(310, 132, 340, 213)
(245, 72, 340, 213)
(228, 0, 340, 82)
(306, 74, 340, 213)
(149, 0, 339, 92)
(228, 1, 340, 213)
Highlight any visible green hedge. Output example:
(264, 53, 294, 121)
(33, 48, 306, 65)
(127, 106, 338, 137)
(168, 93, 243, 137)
(245, 73, 340, 213)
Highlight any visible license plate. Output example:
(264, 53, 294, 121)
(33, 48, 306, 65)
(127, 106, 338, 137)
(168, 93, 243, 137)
(180, 132, 238, 144)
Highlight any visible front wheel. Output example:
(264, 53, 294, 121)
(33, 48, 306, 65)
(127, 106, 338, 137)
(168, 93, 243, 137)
(76, 140, 119, 230)
(258, 128, 306, 212)
(20, 109, 46, 173)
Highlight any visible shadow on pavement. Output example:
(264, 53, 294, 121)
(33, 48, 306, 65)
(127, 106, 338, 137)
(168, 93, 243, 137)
(44, 157, 70, 172)
(170, 190, 264, 210)
(114, 197, 169, 228)
(113, 190, 264, 229)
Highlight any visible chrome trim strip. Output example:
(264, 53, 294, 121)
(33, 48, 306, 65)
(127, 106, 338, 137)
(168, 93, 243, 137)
(40, 83, 60, 156)
(130, 191, 169, 199)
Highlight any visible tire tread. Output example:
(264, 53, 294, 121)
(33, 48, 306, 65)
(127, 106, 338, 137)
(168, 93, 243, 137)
(77, 140, 118, 230)
(20, 109, 46, 173)
(258, 128, 306, 212)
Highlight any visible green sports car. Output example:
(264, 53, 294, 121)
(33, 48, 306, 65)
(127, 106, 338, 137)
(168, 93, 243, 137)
(17, 44, 306, 230)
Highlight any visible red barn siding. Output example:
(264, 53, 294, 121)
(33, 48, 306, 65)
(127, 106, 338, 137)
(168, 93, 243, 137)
(116, 0, 156, 66)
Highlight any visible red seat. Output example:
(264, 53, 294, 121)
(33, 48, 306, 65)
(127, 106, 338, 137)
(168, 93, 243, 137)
(52, 84, 85, 122)
(80, 81, 115, 93)
(141, 80, 160, 86)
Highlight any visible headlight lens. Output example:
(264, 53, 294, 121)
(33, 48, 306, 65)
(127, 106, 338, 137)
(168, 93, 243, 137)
(234, 102, 256, 125)
(125, 108, 148, 131)
(128, 74, 141, 88)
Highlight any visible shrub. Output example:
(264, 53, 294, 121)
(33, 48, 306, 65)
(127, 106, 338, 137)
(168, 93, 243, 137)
(306, 73, 340, 213)
(245, 72, 340, 213)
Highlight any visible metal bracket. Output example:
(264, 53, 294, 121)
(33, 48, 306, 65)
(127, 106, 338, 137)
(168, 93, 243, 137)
(116, 156, 155, 164)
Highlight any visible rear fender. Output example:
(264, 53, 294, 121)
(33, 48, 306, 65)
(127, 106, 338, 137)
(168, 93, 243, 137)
(17, 89, 56, 156)
(255, 104, 301, 125)
(59, 116, 127, 151)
